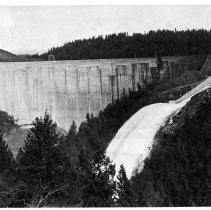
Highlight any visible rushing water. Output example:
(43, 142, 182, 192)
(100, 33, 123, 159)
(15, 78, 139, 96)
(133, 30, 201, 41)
(106, 76, 211, 179)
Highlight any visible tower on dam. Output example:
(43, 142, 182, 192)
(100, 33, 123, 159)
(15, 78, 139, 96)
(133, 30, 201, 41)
(48, 54, 56, 61)
(0, 54, 206, 131)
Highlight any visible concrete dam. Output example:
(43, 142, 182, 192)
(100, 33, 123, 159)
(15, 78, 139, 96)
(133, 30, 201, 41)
(0, 55, 206, 131)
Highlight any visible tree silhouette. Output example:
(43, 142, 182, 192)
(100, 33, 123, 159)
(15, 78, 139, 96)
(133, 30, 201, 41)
(0, 133, 14, 173)
(78, 152, 116, 207)
(16, 111, 66, 188)
(116, 164, 136, 206)
(30, 29, 211, 60)
(67, 120, 77, 144)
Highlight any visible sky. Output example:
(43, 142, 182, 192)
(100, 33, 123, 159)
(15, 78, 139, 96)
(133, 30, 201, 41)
(0, 5, 211, 55)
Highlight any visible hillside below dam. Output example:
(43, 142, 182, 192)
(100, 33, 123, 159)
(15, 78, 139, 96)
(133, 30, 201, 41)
(0, 55, 206, 131)
(106, 75, 211, 179)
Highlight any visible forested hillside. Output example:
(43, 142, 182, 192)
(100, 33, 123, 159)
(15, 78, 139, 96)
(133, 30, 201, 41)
(31, 29, 211, 60)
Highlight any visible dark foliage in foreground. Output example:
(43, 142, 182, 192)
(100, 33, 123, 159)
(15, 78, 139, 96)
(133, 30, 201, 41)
(0, 133, 14, 174)
(77, 152, 116, 207)
(16, 112, 67, 186)
(0, 110, 135, 207)
(116, 164, 137, 207)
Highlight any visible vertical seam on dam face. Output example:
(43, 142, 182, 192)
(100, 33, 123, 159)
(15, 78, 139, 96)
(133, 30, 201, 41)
(0, 55, 206, 131)
(110, 62, 115, 103)
(87, 66, 91, 113)
(115, 66, 120, 99)
(99, 66, 103, 109)
(75, 66, 79, 123)
(132, 64, 136, 91)
(110, 75, 115, 103)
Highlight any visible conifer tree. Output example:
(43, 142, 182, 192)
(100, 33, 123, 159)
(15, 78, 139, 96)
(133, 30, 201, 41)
(86, 113, 91, 123)
(16, 111, 66, 187)
(116, 164, 136, 206)
(0, 133, 14, 173)
(78, 152, 116, 207)
(67, 120, 77, 143)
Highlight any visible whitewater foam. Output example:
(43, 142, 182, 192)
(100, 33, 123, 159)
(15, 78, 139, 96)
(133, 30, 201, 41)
(106, 76, 211, 179)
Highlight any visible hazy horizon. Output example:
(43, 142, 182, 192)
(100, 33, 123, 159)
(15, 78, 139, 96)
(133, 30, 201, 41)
(1, 5, 211, 55)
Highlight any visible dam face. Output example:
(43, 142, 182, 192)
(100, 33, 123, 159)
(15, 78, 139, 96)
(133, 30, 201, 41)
(0, 55, 206, 131)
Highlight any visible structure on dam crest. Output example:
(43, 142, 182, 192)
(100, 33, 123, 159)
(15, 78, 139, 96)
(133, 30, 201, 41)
(0, 55, 206, 131)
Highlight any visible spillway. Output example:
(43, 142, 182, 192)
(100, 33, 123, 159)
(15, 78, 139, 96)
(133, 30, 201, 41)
(106, 76, 211, 179)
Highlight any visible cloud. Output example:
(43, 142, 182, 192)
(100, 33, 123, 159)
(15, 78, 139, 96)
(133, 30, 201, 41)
(0, 6, 210, 54)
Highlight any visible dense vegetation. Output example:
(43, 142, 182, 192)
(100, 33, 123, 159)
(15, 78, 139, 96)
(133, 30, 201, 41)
(31, 29, 211, 60)
(132, 90, 211, 206)
(0, 112, 136, 207)
(0, 75, 210, 206)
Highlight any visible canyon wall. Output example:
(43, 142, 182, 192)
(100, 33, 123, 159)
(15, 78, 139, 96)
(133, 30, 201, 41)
(0, 55, 206, 131)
